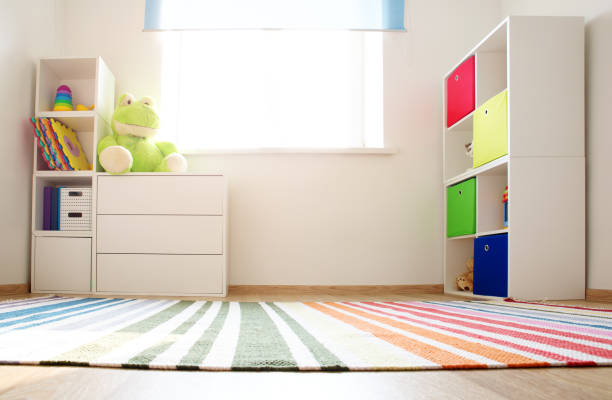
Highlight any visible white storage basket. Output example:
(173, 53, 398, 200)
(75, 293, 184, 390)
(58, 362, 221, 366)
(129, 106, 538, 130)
(59, 187, 92, 231)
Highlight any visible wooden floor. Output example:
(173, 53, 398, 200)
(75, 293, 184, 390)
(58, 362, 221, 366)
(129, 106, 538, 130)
(1, 291, 611, 400)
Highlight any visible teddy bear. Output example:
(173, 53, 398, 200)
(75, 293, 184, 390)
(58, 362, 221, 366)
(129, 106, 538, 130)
(97, 93, 187, 174)
(455, 257, 474, 291)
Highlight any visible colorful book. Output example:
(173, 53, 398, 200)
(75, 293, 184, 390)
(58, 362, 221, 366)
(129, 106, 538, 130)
(56, 186, 64, 231)
(50, 187, 58, 230)
(43, 187, 52, 230)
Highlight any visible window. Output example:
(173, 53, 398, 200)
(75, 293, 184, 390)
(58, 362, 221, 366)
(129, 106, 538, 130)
(160, 30, 383, 150)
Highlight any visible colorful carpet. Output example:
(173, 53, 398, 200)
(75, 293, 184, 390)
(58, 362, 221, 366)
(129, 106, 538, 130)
(0, 296, 611, 371)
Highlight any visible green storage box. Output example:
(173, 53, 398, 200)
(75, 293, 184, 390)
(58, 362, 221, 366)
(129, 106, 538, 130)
(473, 89, 508, 168)
(447, 178, 476, 237)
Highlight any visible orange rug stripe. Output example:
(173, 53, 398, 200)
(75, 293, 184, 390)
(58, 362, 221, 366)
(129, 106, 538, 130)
(330, 302, 542, 367)
(306, 302, 486, 368)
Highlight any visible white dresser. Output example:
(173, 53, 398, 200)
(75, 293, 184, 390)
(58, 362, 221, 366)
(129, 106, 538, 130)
(95, 173, 228, 296)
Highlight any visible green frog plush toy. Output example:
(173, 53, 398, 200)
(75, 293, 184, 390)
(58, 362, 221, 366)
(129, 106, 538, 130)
(97, 93, 187, 173)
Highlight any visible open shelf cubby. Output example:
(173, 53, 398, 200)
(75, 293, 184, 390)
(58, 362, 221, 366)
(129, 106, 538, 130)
(442, 17, 585, 300)
(31, 175, 92, 233)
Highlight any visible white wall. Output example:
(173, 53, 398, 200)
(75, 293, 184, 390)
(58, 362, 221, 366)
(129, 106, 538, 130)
(57, 0, 502, 285)
(501, 0, 612, 290)
(4, 1, 606, 290)
(0, 1, 61, 285)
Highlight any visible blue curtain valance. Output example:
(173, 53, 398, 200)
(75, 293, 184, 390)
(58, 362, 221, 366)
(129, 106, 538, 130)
(144, 0, 405, 31)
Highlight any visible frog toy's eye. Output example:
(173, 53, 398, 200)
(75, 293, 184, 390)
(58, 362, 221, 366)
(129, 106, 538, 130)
(140, 96, 155, 107)
(120, 93, 135, 106)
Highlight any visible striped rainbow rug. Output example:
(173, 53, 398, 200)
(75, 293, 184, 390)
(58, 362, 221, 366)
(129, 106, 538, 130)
(0, 296, 611, 371)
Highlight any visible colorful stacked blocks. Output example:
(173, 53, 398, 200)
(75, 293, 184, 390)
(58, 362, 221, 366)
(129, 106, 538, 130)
(53, 85, 73, 111)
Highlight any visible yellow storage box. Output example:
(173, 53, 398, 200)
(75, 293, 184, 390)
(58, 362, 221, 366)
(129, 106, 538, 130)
(473, 89, 508, 168)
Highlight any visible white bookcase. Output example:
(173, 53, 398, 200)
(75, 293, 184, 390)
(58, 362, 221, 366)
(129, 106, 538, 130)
(30, 57, 229, 296)
(443, 17, 585, 300)
(31, 57, 114, 294)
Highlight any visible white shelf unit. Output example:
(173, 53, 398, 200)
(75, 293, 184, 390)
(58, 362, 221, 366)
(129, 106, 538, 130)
(30, 57, 229, 297)
(443, 17, 585, 300)
(31, 57, 114, 294)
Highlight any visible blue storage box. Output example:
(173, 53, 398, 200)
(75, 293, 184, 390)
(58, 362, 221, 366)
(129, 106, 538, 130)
(473, 233, 508, 297)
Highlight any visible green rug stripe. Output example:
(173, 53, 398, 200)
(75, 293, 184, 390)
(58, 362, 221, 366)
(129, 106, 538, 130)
(231, 303, 297, 370)
(266, 302, 348, 371)
(126, 301, 213, 367)
(178, 302, 230, 368)
(54, 301, 192, 363)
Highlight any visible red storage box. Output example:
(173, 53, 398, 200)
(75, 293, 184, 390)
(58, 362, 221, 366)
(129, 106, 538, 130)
(446, 56, 475, 128)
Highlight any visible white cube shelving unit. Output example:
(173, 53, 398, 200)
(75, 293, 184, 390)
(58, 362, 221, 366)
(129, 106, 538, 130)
(31, 57, 114, 294)
(443, 16, 585, 300)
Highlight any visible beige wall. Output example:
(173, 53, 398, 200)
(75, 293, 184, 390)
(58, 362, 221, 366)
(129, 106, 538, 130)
(501, 0, 612, 290)
(0, 1, 61, 284)
(59, 0, 502, 285)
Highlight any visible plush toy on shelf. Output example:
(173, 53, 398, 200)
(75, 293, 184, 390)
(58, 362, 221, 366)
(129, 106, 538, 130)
(455, 257, 474, 291)
(97, 93, 187, 174)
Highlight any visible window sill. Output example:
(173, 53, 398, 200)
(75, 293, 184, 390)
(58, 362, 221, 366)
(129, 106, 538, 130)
(181, 147, 398, 155)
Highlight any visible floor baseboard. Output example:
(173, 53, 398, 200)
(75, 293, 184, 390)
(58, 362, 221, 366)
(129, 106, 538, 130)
(586, 288, 612, 303)
(228, 284, 444, 296)
(0, 284, 29, 296)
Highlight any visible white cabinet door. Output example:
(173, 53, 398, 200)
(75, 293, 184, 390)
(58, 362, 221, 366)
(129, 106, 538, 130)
(34, 237, 91, 292)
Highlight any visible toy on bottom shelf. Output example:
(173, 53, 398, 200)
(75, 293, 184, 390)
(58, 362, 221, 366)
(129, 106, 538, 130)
(455, 257, 474, 291)
(53, 85, 73, 111)
(97, 93, 187, 173)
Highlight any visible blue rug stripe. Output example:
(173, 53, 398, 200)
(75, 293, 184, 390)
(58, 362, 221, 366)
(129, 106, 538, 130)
(422, 301, 612, 331)
(0, 299, 125, 330)
(0, 298, 102, 321)
(9, 299, 136, 333)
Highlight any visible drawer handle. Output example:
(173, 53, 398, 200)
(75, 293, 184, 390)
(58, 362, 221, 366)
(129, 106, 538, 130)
(69, 191, 83, 197)
(484, 244, 490, 252)
(68, 212, 83, 218)
(454, 74, 459, 81)
(458, 190, 463, 196)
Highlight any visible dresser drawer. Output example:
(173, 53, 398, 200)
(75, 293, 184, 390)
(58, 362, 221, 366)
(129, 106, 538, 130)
(97, 254, 224, 295)
(97, 175, 225, 215)
(97, 215, 223, 254)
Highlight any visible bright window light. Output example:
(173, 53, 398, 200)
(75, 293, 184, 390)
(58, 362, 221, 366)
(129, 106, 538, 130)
(160, 30, 383, 150)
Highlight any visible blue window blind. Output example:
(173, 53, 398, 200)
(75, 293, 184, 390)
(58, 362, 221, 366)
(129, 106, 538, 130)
(144, 0, 405, 31)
